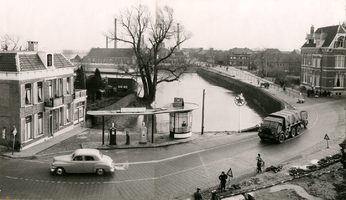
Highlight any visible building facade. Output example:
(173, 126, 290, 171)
(301, 24, 346, 96)
(0, 41, 87, 149)
(229, 47, 253, 67)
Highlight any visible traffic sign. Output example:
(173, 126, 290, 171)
(324, 134, 330, 148)
(324, 134, 330, 140)
(234, 93, 245, 106)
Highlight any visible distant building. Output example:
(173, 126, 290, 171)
(82, 48, 138, 96)
(229, 47, 253, 66)
(0, 41, 87, 149)
(301, 24, 346, 96)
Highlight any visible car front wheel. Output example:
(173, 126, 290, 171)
(96, 169, 105, 176)
(55, 167, 65, 175)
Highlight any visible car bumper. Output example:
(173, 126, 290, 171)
(50, 165, 56, 172)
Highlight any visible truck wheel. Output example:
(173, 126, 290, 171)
(291, 128, 297, 138)
(284, 130, 290, 138)
(296, 126, 301, 135)
(278, 134, 285, 143)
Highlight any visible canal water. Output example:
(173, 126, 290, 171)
(131, 73, 265, 133)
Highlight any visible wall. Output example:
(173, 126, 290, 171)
(197, 67, 286, 115)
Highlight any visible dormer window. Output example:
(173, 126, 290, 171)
(334, 37, 345, 48)
(47, 54, 52, 66)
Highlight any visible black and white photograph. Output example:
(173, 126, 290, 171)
(0, 0, 345, 199)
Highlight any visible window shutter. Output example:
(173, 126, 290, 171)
(20, 84, 25, 107)
(44, 81, 49, 101)
(33, 114, 38, 138)
(33, 82, 37, 104)
(70, 76, 74, 94)
(62, 78, 67, 95)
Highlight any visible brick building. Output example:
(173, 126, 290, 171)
(229, 47, 253, 67)
(301, 24, 346, 96)
(0, 41, 87, 149)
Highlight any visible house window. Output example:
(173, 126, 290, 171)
(335, 37, 345, 48)
(66, 104, 70, 123)
(313, 57, 321, 68)
(59, 107, 63, 126)
(25, 83, 31, 105)
(66, 77, 70, 94)
(37, 82, 42, 102)
(38, 112, 43, 135)
(25, 116, 32, 141)
(47, 54, 52, 67)
(334, 73, 345, 87)
(335, 55, 345, 68)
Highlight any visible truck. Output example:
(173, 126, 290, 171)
(258, 109, 308, 143)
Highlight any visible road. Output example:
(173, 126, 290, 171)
(0, 72, 345, 200)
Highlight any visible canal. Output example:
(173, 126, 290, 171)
(131, 72, 265, 133)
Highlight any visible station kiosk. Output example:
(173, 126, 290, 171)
(169, 98, 193, 138)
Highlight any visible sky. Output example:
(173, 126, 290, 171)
(0, 0, 345, 52)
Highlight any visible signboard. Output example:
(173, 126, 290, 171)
(324, 134, 330, 140)
(173, 98, 184, 108)
(234, 93, 245, 106)
(120, 107, 146, 113)
(227, 167, 233, 178)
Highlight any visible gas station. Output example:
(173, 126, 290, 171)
(87, 98, 199, 146)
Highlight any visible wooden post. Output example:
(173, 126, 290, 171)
(201, 89, 205, 135)
(152, 115, 154, 143)
(102, 116, 105, 145)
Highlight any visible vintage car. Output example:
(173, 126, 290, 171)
(51, 149, 115, 175)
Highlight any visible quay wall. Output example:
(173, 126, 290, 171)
(197, 67, 286, 115)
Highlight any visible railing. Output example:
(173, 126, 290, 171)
(74, 89, 87, 99)
(45, 96, 63, 107)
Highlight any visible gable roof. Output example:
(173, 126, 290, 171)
(0, 53, 17, 72)
(302, 25, 340, 48)
(0, 52, 73, 72)
(54, 53, 74, 68)
(86, 48, 134, 58)
(229, 47, 253, 54)
(19, 54, 46, 71)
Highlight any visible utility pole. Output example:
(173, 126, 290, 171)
(201, 89, 205, 135)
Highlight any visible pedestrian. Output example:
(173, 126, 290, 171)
(256, 154, 264, 174)
(218, 171, 228, 191)
(193, 188, 202, 200)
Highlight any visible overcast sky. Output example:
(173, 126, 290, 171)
(0, 0, 345, 52)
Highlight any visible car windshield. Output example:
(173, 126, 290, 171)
(98, 151, 103, 158)
(71, 153, 75, 159)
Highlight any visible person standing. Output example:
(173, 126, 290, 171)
(256, 154, 264, 174)
(218, 171, 228, 191)
(193, 188, 202, 200)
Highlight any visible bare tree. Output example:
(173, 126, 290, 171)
(1, 34, 26, 51)
(106, 4, 191, 104)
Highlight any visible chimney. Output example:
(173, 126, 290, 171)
(310, 25, 314, 34)
(114, 18, 117, 49)
(28, 41, 38, 51)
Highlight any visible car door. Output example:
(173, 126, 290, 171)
(70, 155, 84, 173)
(83, 156, 96, 173)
